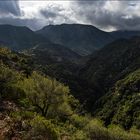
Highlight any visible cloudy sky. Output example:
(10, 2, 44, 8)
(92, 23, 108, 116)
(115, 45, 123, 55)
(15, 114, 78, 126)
(0, 0, 140, 31)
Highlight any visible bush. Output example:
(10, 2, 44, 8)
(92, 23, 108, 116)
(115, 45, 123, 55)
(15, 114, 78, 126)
(70, 114, 90, 128)
(25, 115, 59, 140)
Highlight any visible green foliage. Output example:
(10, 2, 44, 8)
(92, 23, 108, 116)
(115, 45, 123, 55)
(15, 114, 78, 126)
(0, 46, 34, 76)
(17, 71, 73, 119)
(96, 69, 140, 129)
(0, 47, 11, 55)
(70, 114, 90, 128)
(28, 116, 59, 140)
(0, 63, 23, 100)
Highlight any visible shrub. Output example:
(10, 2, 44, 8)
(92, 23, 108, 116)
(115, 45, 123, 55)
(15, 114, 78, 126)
(27, 116, 59, 140)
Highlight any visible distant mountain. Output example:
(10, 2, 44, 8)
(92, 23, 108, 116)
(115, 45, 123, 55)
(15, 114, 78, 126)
(36, 24, 114, 56)
(1, 24, 140, 56)
(111, 30, 140, 39)
(0, 24, 49, 50)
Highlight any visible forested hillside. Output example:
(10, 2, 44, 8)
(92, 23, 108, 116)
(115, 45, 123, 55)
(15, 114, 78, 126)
(95, 69, 140, 129)
(81, 37, 140, 95)
(1, 46, 140, 140)
(25, 42, 82, 65)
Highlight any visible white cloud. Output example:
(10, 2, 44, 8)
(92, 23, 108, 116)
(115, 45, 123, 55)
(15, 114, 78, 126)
(18, 1, 77, 30)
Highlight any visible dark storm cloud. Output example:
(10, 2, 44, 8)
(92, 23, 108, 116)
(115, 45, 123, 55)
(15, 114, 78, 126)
(0, 0, 20, 16)
(40, 10, 58, 19)
(0, 0, 23, 29)
(73, 0, 140, 31)
(0, 0, 140, 31)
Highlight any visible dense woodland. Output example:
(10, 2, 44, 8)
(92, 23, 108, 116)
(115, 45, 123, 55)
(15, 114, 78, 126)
(0, 24, 140, 140)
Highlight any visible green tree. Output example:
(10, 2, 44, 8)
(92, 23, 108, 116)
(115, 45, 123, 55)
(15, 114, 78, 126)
(18, 72, 73, 118)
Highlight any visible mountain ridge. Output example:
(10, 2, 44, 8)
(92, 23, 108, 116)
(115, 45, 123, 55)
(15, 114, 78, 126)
(36, 23, 114, 55)
(0, 24, 50, 50)
(1, 23, 140, 56)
